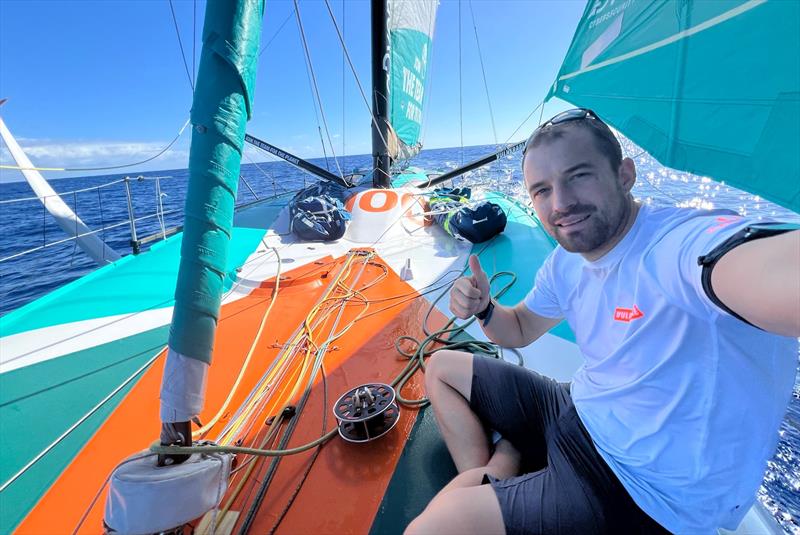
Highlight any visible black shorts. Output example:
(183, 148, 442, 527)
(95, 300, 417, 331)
(469, 355, 670, 535)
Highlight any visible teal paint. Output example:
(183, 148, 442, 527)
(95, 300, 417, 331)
(0, 227, 267, 338)
(0, 326, 170, 532)
(369, 406, 457, 535)
(170, 0, 265, 364)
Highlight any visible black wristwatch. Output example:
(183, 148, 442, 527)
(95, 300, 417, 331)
(475, 299, 495, 325)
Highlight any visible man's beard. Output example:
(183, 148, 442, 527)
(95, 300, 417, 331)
(547, 199, 628, 254)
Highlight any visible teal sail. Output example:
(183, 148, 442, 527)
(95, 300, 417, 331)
(388, 0, 438, 160)
(547, 0, 800, 214)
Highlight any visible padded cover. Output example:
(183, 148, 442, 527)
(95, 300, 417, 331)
(104, 450, 232, 534)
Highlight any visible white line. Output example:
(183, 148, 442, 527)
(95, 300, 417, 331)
(558, 0, 767, 81)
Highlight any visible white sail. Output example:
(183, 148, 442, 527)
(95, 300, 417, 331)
(0, 116, 120, 265)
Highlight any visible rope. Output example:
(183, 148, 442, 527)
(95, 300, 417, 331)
(468, 0, 498, 146)
(293, 0, 344, 179)
(192, 243, 282, 438)
(152, 245, 519, 458)
(168, 0, 195, 91)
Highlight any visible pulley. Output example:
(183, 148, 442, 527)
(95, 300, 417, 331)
(333, 383, 400, 443)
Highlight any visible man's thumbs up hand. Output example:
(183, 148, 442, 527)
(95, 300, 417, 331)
(450, 255, 491, 319)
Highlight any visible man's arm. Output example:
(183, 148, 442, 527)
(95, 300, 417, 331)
(711, 230, 800, 337)
(479, 301, 561, 348)
(449, 255, 562, 347)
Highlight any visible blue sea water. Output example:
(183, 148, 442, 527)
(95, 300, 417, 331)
(0, 142, 798, 533)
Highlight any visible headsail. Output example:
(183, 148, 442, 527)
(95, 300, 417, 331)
(0, 115, 121, 265)
(547, 0, 800, 214)
(387, 0, 438, 161)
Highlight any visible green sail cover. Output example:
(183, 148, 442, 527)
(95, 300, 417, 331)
(388, 0, 438, 160)
(170, 0, 264, 364)
(547, 0, 800, 214)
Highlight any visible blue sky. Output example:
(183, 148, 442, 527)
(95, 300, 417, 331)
(0, 0, 585, 182)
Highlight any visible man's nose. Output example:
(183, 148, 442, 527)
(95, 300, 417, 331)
(551, 182, 577, 213)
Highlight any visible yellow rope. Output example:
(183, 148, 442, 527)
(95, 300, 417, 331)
(193, 242, 282, 439)
(217, 252, 365, 445)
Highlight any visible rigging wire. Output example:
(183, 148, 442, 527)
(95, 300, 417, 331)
(458, 0, 464, 165)
(468, 0, 498, 146)
(292, 0, 344, 179)
(321, 0, 389, 154)
(192, 0, 197, 88)
(501, 100, 544, 146)
(259, 6, 297, 57)
(168, 0, 195, 92)
(0, 120, 191, 173)
(341, 0, 346, 162)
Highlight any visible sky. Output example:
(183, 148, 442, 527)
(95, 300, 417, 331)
(0, 0, 586, 182)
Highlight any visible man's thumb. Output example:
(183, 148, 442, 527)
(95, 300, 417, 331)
(468, 254, 487, 283)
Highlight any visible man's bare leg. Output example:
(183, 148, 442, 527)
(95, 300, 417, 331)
(424, 350, 491, 471)
(404, 484, 505, 535)
(424, 438, 520, 511)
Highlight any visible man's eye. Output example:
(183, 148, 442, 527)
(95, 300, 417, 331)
(533, 188, 550, 198)
(571, 172, 591, 181)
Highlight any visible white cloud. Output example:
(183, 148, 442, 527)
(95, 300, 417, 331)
(20, 140, 177, 164)
(0, 138, 191, 182)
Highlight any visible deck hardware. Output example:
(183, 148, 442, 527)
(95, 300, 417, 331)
(333, 383, 400, 443)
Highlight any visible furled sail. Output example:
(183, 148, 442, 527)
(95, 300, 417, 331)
(387, 0, 438, 160)
(547, 0, 800, 214)
(159, 0, 263, 429)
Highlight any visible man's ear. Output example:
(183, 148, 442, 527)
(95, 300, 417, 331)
(618, 157, 636, 193)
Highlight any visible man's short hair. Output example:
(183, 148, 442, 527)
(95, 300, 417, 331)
(522, 116, 623, 174)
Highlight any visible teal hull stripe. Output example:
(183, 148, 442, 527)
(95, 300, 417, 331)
(369, 406, 457, 535)
(0, 326, 170, 533)
(0, 227, 267, 338)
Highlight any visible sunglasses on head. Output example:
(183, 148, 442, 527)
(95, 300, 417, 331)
(523, 108, 602, 157)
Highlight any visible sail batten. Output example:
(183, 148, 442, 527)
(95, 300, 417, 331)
(548, 0, 800, 214)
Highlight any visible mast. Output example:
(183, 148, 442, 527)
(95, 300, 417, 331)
(371, 0, 391, 188)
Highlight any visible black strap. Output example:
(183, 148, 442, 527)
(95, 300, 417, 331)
(697, 222, 798, 327)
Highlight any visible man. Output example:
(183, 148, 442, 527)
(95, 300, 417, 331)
(405, 109, 800, 534)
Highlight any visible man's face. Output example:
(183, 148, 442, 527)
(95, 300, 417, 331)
(523, 128, 634, 257)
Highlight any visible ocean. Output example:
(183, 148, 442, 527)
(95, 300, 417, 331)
(1, 141, 798, 533)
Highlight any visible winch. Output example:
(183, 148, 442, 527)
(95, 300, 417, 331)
(333, 383, 400, 443)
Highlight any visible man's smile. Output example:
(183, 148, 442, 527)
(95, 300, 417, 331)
(555, 213, 591, 228)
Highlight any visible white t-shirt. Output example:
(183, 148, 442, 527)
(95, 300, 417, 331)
(524, 204, 798, 534)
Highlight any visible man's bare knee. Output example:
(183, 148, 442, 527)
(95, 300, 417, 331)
(425, 350, 474, 401)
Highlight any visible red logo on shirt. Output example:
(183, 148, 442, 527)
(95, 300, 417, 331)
(705, 215, 741, 234)
(614, 305, 644, 322)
